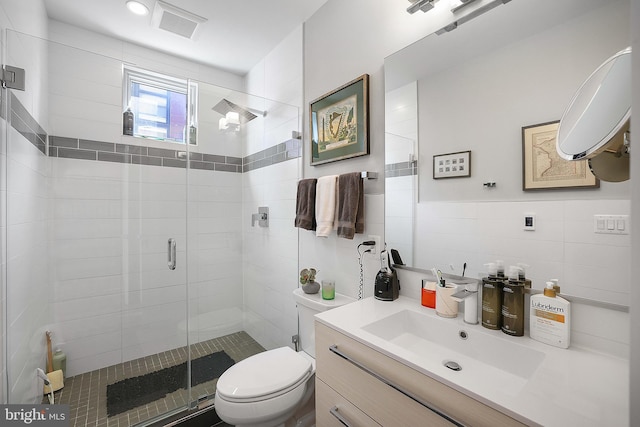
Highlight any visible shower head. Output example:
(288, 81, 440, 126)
(212, 99, 264, 124)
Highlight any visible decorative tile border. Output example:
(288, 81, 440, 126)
(243, 139, 301, 172)
(385, 161, 417, 178)
(9, 92, 47, 155)
(49, 136, 301, 173)
(8, 92, 301, 173)
(48, 136, 244, 171)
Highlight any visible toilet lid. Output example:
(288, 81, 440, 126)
(216, 347, 312, 401)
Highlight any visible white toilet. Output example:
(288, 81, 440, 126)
(214, 288, 354, 427)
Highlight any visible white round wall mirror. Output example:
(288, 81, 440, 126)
(556, 47, 631, 181)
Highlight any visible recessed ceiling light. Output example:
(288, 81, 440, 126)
(126, 0, 150, 16)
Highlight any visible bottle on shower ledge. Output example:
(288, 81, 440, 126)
(123, 107, 134, 136)
(52, 347, 67, 378)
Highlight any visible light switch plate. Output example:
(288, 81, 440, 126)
(594, 214, 629, 234)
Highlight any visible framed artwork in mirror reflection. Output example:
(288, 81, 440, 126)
(433, 151, 471, 179)
(521, 121, 599, 191)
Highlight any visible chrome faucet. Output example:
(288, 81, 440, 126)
(451, 280, 479, 324)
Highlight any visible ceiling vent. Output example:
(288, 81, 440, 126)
(151, 0, 207, 39)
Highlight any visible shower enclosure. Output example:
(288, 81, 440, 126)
(1, 30, 301, 426)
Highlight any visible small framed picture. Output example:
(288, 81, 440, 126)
(433, 151, 471, 179)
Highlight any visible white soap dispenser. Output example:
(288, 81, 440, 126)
(529, 281, 571, 348)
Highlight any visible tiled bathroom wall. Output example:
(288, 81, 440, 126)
(3, 27, 51, 405)
(41, 21, 303, 378)
(242, 27, 304, 350)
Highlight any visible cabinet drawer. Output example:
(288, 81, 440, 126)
(316, 321, 526, 427)
(316, 378, 381, 427)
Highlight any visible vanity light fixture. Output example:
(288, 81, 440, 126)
(450, 0, 478, 13)
(407, 0, 435, 14)
(436, 0, 512, 34)
(126, 0, 150, 16)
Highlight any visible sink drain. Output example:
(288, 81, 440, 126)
(444, 360, 462, 371)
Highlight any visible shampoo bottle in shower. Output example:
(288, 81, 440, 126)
(481, 262, 504, 330)
(52, 347, 67, 378)
(530, 282, 570, 348)
(123, 107, 134, 136)
(501, 266, 525, 336)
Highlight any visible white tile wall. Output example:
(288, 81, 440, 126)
(187, 168, 243, 345)
(414, 200, 631, 306)
(6, 126, 50, 404)
(298, 194, 385, 302)
(242, 27, 303, 351)
(385, 175, 415, 267)
(242, 160, 300, 350)
(2, 6, 51, 403)
(403, 199, 631, 357)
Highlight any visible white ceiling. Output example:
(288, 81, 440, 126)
(43, 0, 329, 75)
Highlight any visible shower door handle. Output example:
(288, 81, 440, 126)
(168, 238, 176, 270)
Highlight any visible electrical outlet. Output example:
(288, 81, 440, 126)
(369, 235, 381, 255)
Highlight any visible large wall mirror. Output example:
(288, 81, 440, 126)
(384, 0, 631, 305)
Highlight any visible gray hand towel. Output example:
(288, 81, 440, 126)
(294, 178, 317, 231)
(336, 172, 364, 239)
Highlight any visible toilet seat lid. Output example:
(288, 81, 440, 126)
(216, 347, 312, 401)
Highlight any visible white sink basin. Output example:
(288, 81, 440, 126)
(361, 309, 545, 394)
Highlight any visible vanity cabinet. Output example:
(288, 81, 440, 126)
(315, 321, 526, 427)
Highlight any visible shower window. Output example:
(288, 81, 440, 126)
(123, 65, 197, 144)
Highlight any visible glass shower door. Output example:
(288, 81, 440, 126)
(4, 28, 301, 427)
(4, 31, 193, 426)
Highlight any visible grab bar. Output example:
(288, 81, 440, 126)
(329, 406, 352, 426)
(168, 238, 176, 270)
(328, 345, 465, 427)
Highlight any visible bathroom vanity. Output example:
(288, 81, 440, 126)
(314, 296, 628, 426)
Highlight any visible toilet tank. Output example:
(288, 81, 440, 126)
(293, 288, 355, 358)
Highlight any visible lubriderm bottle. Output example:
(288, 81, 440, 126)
(530, 282, 571, 348)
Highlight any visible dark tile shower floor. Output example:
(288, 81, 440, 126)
(44, 331, 265, 427)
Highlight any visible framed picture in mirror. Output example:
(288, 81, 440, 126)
(433, 151, 471, 179)
(522, 121, 599, 191)
(310, 74, 369, 166)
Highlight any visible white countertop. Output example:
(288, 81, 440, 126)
(315, 295, 629, 427)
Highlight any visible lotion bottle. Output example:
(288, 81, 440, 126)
(517, 263, 532, 290)
(481, 263, 503, 330)
(530, 282, 570, 348)
(501, 266, 525, 336)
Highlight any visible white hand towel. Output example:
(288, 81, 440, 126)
(315, 175, 339, 237)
